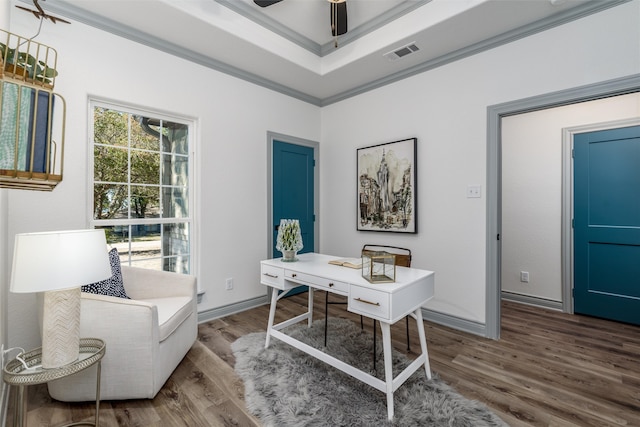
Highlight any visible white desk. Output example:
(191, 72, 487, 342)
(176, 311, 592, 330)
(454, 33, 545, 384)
(260, 252, 435, 420)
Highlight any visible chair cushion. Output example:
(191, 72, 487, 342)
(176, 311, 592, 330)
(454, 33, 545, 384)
(138, 296, 193, 342)
(81, 248, 130, 299)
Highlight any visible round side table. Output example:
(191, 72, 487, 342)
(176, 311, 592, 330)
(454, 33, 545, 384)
(3, 338, 106, 427)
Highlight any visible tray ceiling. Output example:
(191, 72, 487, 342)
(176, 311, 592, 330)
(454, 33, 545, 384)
(26, 0, 628, 105)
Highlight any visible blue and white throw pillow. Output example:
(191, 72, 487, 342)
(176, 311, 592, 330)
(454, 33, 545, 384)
(81, 247, 130, 299)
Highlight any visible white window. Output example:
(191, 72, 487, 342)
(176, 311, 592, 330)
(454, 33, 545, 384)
(90, 100, 193, 274)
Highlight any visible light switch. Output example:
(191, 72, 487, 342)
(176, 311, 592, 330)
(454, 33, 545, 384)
(467, 185, 481, 198)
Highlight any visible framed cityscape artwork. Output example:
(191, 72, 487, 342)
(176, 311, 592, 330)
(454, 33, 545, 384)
(357, 138, 417, 233)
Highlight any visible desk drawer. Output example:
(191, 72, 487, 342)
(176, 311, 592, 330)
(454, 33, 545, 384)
(285, 270, 349, 294)
(348, 286, 390, 320)
(261, 264, 284, 289)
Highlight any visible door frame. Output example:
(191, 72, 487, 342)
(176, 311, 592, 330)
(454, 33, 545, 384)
(486, 74, 640, 340)
(561, 118, 640, 315)
(266, 131, 319, 258)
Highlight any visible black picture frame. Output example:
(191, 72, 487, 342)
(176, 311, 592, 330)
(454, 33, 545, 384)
(357, 138, 417, 233)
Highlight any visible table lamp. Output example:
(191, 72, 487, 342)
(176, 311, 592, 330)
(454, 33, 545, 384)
(10, 229, 111, 368)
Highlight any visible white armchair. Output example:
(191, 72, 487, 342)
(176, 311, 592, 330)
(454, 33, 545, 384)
(47, 266, 198, 401)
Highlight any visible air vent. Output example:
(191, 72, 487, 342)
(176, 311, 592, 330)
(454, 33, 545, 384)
(383, 42, 420, 62)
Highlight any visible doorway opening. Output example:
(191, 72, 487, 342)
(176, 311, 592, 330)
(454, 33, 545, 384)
(486, 74, 640, 339)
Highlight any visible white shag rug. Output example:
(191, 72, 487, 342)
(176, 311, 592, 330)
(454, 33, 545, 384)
(231, 318, 508, 427)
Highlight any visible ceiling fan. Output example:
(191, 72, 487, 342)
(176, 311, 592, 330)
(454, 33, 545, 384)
(253, 0, 348, 39)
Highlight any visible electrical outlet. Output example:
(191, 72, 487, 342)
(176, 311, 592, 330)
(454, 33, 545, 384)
(225, 278, 233, 290)
(520, 271, 530, 283)
(467, 185, 481, 198)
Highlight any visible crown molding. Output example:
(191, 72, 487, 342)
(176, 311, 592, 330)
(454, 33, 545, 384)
(320, 0, 631, 106)
(38, 0, 324, 105)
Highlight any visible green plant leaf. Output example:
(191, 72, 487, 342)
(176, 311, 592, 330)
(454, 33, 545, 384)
(4, 47, 17, 64)
(0, 44, 57, 81)
(43, 66, 58, 78)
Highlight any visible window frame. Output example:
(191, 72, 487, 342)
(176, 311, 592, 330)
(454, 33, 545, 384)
(88, 98, 196, 275)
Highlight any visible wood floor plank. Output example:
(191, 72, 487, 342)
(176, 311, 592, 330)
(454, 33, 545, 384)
(182, 342, 261, 426)
(452, 353, 631, 426)
(7, 297, 640, 426)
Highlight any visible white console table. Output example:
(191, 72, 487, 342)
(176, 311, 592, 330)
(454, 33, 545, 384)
(260, 252, 435, 420)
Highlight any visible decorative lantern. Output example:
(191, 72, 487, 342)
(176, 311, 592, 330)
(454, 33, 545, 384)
(361, 250, 396, 283)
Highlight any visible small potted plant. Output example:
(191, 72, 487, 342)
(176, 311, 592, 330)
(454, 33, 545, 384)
(275, 219, 303, 262)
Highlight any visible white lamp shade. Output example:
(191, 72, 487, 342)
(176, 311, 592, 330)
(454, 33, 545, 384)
(10, 229, 112, 293)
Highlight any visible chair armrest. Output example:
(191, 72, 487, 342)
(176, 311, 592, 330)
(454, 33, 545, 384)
(79, 292, 160, 349)
(121, 266, 196, 300)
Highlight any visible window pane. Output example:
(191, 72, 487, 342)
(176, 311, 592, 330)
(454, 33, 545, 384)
(97, 225, 128, 246)
(162, 154, 188, 186)
(131, 258, 162, 271)
(94, 108, 128, 147)
(94, 184, 128, 219)
(131, 224, 161, 260)
(164, 255, 190, 274)
(163, 223, 189, 256)
(130, 150, 159, 185)
(94, 145, 127, 183)
(131, 116, 160, 151)
(96, 225, 130, 265)
(164, 121, 189, 155)
(130, 185, 160, 219)
(163, 187, 188, 218)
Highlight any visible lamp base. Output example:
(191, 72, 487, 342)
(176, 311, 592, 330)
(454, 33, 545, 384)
(42, 287, 80, 368)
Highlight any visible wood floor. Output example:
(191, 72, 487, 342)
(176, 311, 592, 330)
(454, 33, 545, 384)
(6, 296, 640, 427)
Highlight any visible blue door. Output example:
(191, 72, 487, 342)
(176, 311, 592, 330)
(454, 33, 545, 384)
(573, 125, 640, 326)
(273, 140, 314, 257)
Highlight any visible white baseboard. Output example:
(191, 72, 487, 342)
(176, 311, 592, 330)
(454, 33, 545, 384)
(421, 308, 487, 337)
(501, 291, 563, 311)
(197, 295, 269, 324)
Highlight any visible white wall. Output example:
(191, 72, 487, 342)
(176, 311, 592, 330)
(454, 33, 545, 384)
(5, 3, 320, 350)
(3, 0, 639, 351)
(502, 94, 640, 302)
(319, 2, 640, 324)
(2, 0, 13, 419)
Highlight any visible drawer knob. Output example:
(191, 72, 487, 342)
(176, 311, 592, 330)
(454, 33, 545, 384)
(329, 282, 334, 287)
(292, 273, 297, 278)
(263, 273, 278, 279)
(355, 297, 380, 306)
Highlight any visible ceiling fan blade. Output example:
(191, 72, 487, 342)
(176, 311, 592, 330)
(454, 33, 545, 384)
(330, 2, 348, 36)
(254, 0, 283, 7)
